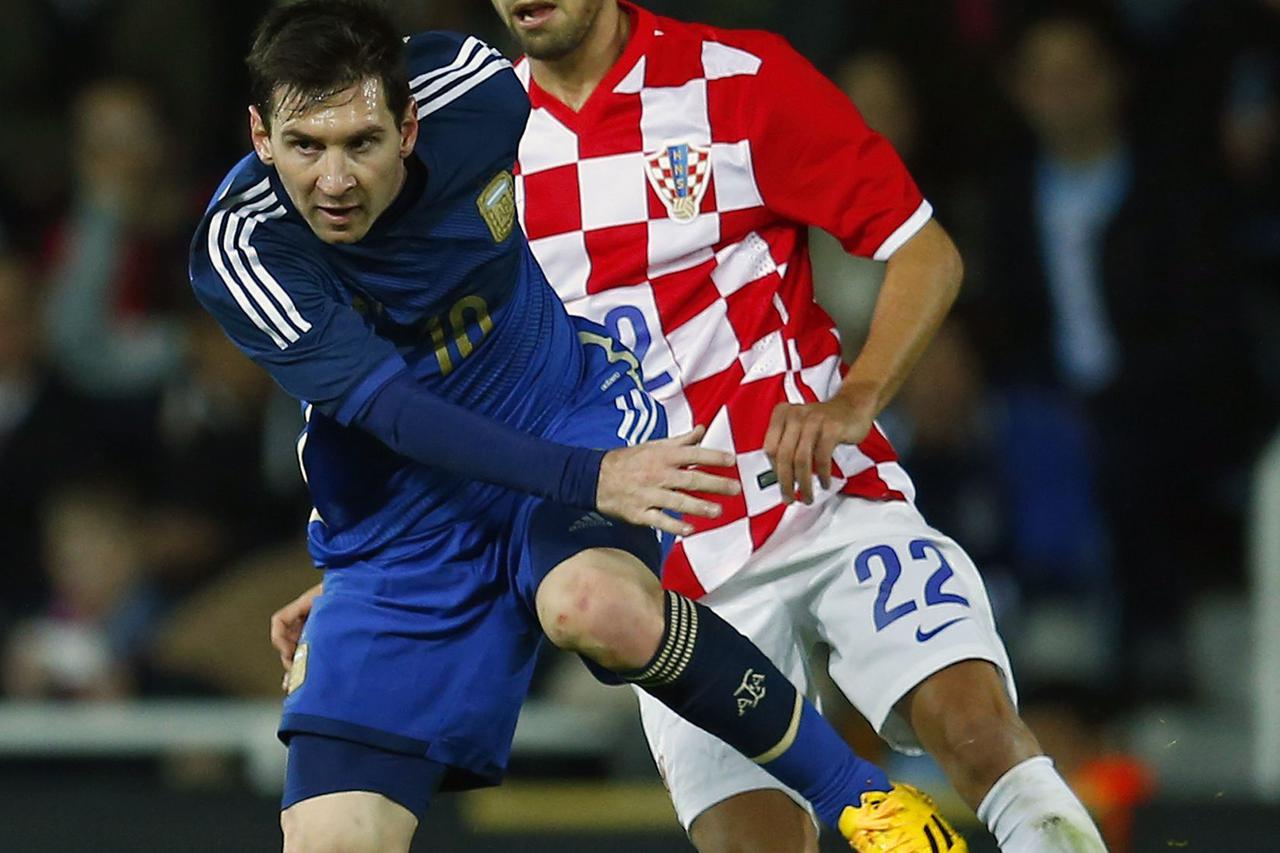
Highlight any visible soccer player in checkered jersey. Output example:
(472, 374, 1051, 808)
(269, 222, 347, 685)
(489, 1, 1109, 850)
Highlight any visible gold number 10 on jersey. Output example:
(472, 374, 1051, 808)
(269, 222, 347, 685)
(423, 294, 493, 376)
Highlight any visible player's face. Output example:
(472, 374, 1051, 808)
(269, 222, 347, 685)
(250, 78, 418, 244)
(490, 0, 606, 61)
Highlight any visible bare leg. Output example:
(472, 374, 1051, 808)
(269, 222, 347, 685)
(899, 659, 1041, 809)
(281, 791, 418, 853)
(689, 790, 819, 853)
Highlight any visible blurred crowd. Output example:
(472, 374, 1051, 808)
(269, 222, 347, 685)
(0, 0, 1275, 835)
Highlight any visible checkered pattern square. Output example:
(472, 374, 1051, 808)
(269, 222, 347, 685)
(521, 164, 581, 240)
(580, 152, 649, 230)
(514, 5, 928, 596)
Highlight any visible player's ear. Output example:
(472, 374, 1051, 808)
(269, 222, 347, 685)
(399, 101, 419, 159)
(249, 105, 274, 165)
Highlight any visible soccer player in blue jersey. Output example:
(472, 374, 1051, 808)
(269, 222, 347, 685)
(191, 2, 935, 850)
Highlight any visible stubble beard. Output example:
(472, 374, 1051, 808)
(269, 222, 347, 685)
(516, 1, 603, 61)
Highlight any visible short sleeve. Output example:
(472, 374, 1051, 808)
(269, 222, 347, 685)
(190, 207, 405, 424)
(747, 35, 931, 261)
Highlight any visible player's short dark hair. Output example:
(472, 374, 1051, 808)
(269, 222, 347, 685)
(246, 0, 409, 131)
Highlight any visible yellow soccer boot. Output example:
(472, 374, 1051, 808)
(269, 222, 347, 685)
(838, 783, 969, 852)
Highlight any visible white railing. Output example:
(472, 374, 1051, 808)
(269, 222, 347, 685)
(0, 699, 629, 795)
(1254, 427, 1280, 799)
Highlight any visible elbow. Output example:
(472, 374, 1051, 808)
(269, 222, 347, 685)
(925, 221, 964, 304)
(909, 218, 964, 299)
(943, 236, 964, 301)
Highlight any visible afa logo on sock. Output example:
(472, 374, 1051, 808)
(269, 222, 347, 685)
(735, 668, 767, 716)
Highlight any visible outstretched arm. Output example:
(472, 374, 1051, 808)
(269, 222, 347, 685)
(356, 372, 738, 534)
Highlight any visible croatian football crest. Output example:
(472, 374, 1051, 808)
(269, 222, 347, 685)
(645, 142, 711, 223)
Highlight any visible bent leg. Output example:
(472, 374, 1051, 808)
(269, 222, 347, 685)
(281, 792, 417, 853)
(534, 545, 890, 831)
(690, 790, 819, 853)
(631, 577, 821, 852)
(812, 499, 1106, 849)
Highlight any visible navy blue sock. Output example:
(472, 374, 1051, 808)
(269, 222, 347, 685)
(621, 591, 890, 828)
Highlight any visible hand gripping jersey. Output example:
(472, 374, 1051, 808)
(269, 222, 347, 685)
(190, 33, 591, 570)
(514, 2, 928, 597)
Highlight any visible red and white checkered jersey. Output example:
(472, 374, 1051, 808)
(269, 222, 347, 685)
(514, 2, 929, 598)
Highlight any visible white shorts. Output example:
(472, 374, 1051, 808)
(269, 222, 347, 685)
(637, 496, 1016, 831)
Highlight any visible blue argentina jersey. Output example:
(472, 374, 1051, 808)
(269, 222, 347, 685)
(189, 33, 586, 568)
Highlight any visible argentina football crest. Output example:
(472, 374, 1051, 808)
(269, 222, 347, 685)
(645, 142, 711, 223)
(476, 170, 516, 242)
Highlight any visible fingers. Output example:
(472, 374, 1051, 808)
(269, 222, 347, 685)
(275, 635, 297, 674)
(666, 426, 735, 470)
(679, 469, 740, 496)
(772, 416, 802, 504)
(763, 403, 787, 465)
(640, 508, 694, 536)
(815, 423, 840, 491)
(271, 613, 299, 669)
(629, 487, 725, 536)
(675, 446, 739, 476)
(666, 490, 723, 520)
(667, 425, 706, 446)
(765, 403, 839, 503)
(795, 417, 823, 504)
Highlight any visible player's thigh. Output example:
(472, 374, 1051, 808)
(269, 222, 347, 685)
(690, 789, 819, 853)
(281, 732, 445, 853)
(811, 499, 1016, 753)
(281, 791, 416, 853)
(636, 575, 817, 834)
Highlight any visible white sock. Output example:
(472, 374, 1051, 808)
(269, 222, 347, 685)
(976, 755, 1109, 852)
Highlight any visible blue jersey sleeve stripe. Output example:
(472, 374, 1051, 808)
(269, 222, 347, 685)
(235, 204, 313, 337)
(229, 175, 273, 207)
(411, 38, 493, 102)
(408, 35, 484, 91)
(213, 202, 302, 347)
(208, 190, 313, 350)
(334, 351, 408, 426)
(207, 159, 266, 213)
(416, 53, 512, 119)
(207, 209, 289, 349)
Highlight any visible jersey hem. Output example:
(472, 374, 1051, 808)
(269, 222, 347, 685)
(279, 711, 504, 791)
(871, 199, 934, 261)
(861, 647, 1011, 755)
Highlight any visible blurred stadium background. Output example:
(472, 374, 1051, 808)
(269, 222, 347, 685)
(0, 0, 1277, 849)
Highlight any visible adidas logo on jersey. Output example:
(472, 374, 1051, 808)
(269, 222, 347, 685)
(569, 512, 613, 533)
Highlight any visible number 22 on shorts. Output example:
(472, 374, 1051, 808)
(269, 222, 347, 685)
(853, 540, 971, 637)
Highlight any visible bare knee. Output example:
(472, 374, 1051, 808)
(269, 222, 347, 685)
(281, 792, 416, 853)
(690, 790, 818, 853)
(535, 548, 664, 670)
(903, 660, 1042, 805)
